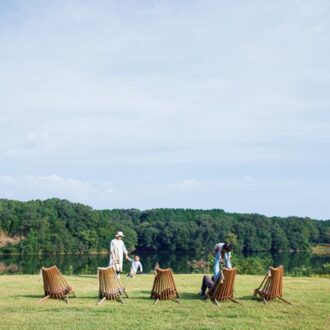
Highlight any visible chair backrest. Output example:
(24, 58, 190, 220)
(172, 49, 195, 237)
(260, 265, 283, 299)
(41, 265, 72, 298)
(97, 266, 124, 299)
(208, 268, 237, 301)
(151, 268, 179, 300)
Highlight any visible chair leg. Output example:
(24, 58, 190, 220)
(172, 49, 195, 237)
(97, 297, 107, 306)
(153, 298, 159, 305)
(278, 297, 292, 305)
(123, 290, 128, 298)
(37, 295, 50, 304)
(213, 299, 219, 307)
(117, 295, 125, 304)
(262, 297, 268, 305)
(229, 297, 241, 304)
(173, 298, 180, 304)
(64, 295, 69, 304)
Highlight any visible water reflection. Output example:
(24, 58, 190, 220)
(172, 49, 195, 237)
(0, 251, 329, 275)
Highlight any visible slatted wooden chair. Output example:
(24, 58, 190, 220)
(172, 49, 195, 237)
(253, 265, 291, 305)
(97, 266, 128, 305)
(38, 265, 75, 303)
(150, 267, 179, 305)
(206, 268, 239, 306)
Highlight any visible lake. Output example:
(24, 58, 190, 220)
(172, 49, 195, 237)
(1, 251, 329, 275)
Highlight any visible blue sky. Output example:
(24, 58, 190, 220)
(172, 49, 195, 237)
(0, 0, 329, 219)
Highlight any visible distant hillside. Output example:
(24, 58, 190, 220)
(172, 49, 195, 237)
(0, 198, 329, 255)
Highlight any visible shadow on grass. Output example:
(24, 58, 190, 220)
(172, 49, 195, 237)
(238, 295, 259, 302)
(179, 292, 202, 300)
(19, 294, 92, 300)
(133, 290, 202, 301)
(238, 295, 292, 306)
(75, 275, 97, 279)
(138, 290, 152, 295)
(19, 294, 43, 298)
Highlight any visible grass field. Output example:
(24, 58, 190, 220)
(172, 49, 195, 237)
(0, 274, 329, 330)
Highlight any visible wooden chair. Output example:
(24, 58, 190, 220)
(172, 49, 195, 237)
(253, 265, 291, 305)
(150, 267, 179, 305)
(97, 266, 128, 305)
(206, 268, 239, 306)
(38, 265, 75, 303)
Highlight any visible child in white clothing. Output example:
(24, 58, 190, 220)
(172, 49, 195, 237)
(127, 255, 143, 278)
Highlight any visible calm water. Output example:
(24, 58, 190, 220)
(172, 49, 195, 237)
(1, 251, 329, 275)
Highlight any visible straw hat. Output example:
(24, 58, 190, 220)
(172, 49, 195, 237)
(115, 231, 125, 237)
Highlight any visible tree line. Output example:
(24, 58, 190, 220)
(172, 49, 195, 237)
(0, 198, 329, 255)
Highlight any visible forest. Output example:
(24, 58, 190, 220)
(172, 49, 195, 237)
(0, 198, 329, 255)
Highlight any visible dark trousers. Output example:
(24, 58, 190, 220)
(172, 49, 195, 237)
(201, 275, 214, 294)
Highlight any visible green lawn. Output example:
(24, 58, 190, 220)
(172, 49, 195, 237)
(0, 274, 329, 330)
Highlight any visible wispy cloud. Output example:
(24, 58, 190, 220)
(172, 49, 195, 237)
(0, 172, 329, 219)
(0, 175, 114, 207)
(0, 0, 329, 218)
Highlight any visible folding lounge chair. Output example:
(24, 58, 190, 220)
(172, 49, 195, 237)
(97, 266, 128, 305)
(206, 267, 239, 306)
(253, 265, 291, 305)
(38, 265, 75, 303)
(150, 267, 179, 305)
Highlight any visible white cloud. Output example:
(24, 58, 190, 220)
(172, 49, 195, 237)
(0, 0, 329, 217)
(0, 173, 329, 219)
(0, 175, 114, 207)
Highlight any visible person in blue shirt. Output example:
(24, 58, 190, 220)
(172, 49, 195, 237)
(199, 243, 232, 296)
(214, 242, 232, 276)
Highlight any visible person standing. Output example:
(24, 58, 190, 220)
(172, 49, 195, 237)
(109, 231, 129, 277)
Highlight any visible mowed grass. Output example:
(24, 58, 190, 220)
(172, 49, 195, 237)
(0, 274, 329, 330)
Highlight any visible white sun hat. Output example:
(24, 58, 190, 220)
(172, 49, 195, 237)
(115, 231, 125, 237)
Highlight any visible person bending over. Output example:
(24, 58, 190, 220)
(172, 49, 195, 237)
(199, 242, 232, 296)
(214, 242, 232, 276)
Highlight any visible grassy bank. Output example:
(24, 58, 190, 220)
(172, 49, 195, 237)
(0, 274, 329, 329)
(312, 244, 330, 255)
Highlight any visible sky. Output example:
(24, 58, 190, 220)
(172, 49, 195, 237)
(0, 0, 330, 219)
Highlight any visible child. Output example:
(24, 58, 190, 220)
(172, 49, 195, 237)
(127, 255, 143, 278)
